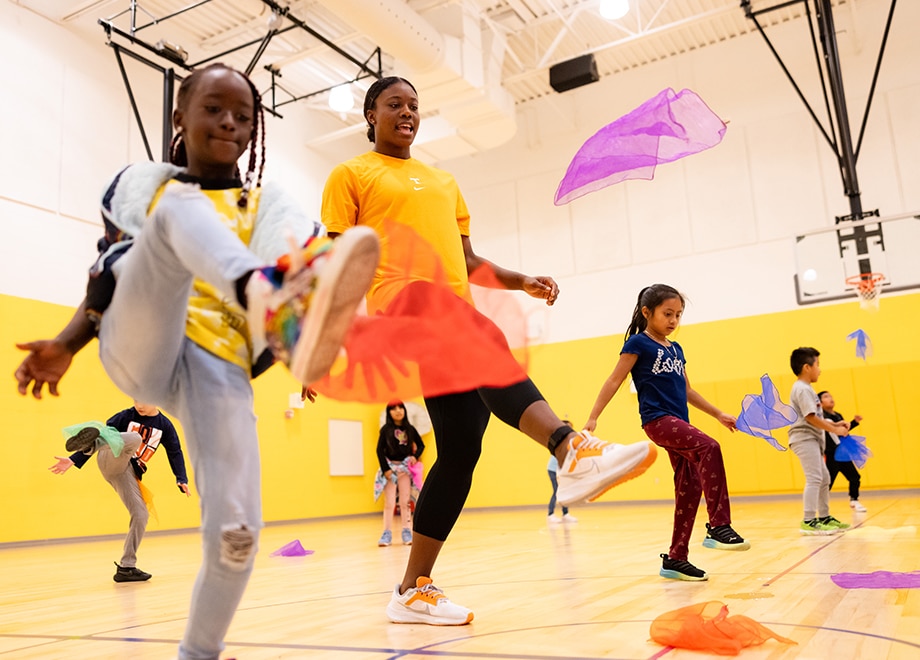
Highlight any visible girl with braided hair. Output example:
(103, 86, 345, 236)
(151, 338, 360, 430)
(15, 63, 378, 659)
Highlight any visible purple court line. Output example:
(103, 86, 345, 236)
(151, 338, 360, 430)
(761, 502, 894, 587)
(6, 616, 920, 658)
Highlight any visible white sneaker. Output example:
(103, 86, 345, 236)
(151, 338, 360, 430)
(246, 227, 379, 384)
(850, 499, 867, 513)
(547, 514, 562, 525)
(562, 513, 578, 523)
(556, 432, 658, 506)
(386, 577, 473, 625)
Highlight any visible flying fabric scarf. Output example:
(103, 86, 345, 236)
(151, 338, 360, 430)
(735, 374, 797, 451)
(835, 434, 871, 468)
(314, 221, 529, 403)
(846, 329, 872, 360)
(554, 88, 727, 205)
(61, 421, 125, 457)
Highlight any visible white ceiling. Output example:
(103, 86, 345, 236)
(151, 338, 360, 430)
(21, 0, 852, 155)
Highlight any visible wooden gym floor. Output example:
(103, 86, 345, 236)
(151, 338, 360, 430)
(1, 492, 918, 659)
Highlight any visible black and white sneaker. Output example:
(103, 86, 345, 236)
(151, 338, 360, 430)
(659, 553, 708, 581)
(113, 563, 152, 583)
(702, 522, 751, 551)
(65, 427, 100, 454)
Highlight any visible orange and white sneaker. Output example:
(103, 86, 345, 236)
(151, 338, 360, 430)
(556, 432, 657, 506)
(385, 577, 474, 626)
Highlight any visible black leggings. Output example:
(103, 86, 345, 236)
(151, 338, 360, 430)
(413, 379, 544, 541)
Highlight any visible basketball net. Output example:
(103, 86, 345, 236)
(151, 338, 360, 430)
(846, 273, 884, 311)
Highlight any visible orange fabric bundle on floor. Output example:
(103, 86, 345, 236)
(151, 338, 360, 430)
(650, 601, 796, 655)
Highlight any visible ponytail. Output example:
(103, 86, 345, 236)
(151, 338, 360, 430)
(624, 284, 685, 342)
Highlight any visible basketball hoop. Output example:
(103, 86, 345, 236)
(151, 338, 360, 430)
(845, 273, 885, 310)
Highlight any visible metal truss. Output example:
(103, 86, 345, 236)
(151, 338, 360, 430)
(99, 0, 384, 161)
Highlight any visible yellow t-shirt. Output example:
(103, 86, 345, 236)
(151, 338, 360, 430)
(322, 151, 471, 313)
(148, 180, 258, 372)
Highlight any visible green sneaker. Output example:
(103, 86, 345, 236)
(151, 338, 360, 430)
(800, 518, 841, 536)
(819, 516, 851, 530)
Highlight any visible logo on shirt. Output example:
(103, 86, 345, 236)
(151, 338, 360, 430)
(128, 421, 163, 468)
(651, 348, 684, 376)
(409, 177, 424, 191)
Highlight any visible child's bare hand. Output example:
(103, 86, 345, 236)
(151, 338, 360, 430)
(15, 340, 75, 399)
(717, 412, 737, 432)
(48, 456, 74, 474)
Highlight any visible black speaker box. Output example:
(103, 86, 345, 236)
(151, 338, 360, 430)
(549, 54, 599, 93)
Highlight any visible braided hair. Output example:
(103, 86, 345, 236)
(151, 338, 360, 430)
(168, 63, 266, 209)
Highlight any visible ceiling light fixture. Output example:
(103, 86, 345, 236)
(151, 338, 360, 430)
(599, 0, 630, 21)
(328, 84, 355, 112)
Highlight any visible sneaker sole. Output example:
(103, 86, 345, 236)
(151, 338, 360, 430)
(660, 568, 708, 581)
(799, 528, 841, 536)
(385, 604, 474, 626)
(557, 442, 658, 506)
(702, 538, 751, 551)
(113, 573, 152, 583)
(290, 227, 379, 384)
(65, 427, 100, 453)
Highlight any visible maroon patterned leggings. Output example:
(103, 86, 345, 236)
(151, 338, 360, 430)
(643, 415, 732, 561)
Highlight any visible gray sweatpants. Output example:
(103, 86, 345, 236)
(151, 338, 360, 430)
(96, 432, 146, 568)
(790, 439, 830, 519)
(99, 185, 265, 660)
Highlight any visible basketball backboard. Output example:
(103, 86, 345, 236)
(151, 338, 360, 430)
(793, 212, 920, 305)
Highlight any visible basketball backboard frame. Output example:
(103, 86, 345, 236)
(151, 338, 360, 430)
(793, 211, 920, 305)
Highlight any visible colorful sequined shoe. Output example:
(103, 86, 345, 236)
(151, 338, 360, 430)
(246, 227, 379, 384)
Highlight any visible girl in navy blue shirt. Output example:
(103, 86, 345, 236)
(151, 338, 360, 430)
(585, 284, 749, 581)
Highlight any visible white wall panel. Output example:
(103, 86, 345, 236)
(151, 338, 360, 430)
(625, 164, 692, 264)
(887, 84, 920, 212)
(60, 50, 131, 222)
(0, 199, 97, 305)
(0, 5, 63, 212)
(685, 130, 758, 253)
(464, 181, 521, 270)
(745, 113, 828, 241)
(516, 171, 574, 277)
(569, 181, 631, 273)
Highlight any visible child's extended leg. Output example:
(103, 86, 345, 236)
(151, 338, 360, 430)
(97, 432, 149, 578)
(98, 184, 376, 399)
(171, 345, 262, 660)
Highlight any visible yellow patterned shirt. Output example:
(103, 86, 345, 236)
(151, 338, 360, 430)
(148, 179, 259, 372)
